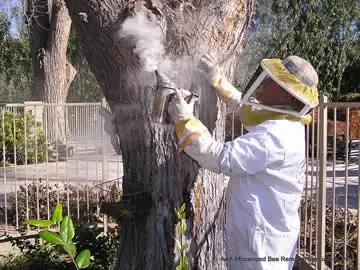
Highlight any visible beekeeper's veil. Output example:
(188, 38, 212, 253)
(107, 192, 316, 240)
(239, 56, 319, 127)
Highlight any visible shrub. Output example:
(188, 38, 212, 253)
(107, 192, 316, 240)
(0, 110, 46, 166)
(5, 180, 99, 228)
(2, 225, 119, 270)
(25, 203, 92, 269)
(338, 92, 360, 102)
(75, 226, 119, 270)
(0, 239, 72, 270)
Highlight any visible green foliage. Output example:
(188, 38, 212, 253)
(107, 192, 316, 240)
(174, 203, 189, 270)
(74, 226, 119, 270)
(338, 92, 360, 102)
(0, 111, 46, 166)
(0, 11, 32, 103)
(26, 203, 92, 269)
(76, 249, 92, 269)
(52, 203, 64, 225)
(38, 231, 65, 245)
(26, 219, 55, 227)
(0, 9, 102, 103)
(1, 240, 74, 269)
(238, 0, 360, 101)
(3, 225, 119, 270)
(340, 36, 360, 94)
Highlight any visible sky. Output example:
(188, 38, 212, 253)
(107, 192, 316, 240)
(0, 0, 22, 37)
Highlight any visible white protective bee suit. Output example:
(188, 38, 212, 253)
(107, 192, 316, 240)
(168, 55, 319, 270)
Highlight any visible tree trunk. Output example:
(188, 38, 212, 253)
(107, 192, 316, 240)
(27, 0, 76, 142)
(65, 1, 254, 269)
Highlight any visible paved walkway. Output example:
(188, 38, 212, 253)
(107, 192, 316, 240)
(304, 160, 358, 205)
(0, 150, 123, 194)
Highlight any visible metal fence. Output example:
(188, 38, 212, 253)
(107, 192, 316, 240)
(1, 99, 359, 270)
(0, 102, 122, 240)
(298, 97, 360, 270)
(229, 98, 360, 270)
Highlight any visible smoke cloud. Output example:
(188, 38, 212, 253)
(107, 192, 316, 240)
(118, 13, 164, 72)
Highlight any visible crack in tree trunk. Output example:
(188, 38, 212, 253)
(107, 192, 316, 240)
(64, 0, 254, 269)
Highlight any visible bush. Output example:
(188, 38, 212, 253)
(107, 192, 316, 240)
(1, 182, 118, 269)
(0, 110, 46, 166)
(338, 92, 360, 102)
(1, 237, 75, 270)
(5, 180, 99, 228)
(75, 226, 119, 270)
(300, 197, 357, 269)
(1, 226, 119, 270)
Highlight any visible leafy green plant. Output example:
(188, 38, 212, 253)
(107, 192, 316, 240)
(239, 0, 359, 101)
(1, 241, 72, 270)
(74, 226, 119, 270)
(0, 111, 46, 166)
(4, 225, 118, 270)
(25, 203, 92, 269)
(174, 203, 189, 270)
(0, 11, 32, 104)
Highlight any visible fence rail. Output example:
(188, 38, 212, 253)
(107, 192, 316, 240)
(299, 98, 360, 270)
(0, 99, 359, 270)
(0, 102, 122, 240)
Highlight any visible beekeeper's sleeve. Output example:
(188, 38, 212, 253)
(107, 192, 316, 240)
(212, 76, 243, 113)
(175, 118, 269, 176)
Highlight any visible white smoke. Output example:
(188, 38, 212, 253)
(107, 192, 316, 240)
(118, 13, 164, 72)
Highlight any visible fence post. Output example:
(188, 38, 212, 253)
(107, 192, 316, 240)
(317, 95, 328, 269)
(101, 107, 109, 234)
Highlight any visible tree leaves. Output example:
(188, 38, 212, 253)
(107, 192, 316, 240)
(175, 203, 186, 220)
(75, 249, 91, 269)
(39, 230, 64, 245)
(63, 241, 77, 257)
(60, 216, 75, 243)
(176, 255, 189, 270)
(25, 203, 91, 269)
(174, 203, 189, 270)
(25, 219, 54, 227)
(176, 219, 187, 234)
(51, 203, 63, 225)
(243, 0, 360, 101)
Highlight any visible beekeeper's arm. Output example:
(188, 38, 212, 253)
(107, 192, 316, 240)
(198, 54, 242, 113)
(168, 91, 269, 176)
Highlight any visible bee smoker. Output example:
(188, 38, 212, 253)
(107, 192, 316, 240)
(151, 70, 177, 124)
(151, 70, 198, 124)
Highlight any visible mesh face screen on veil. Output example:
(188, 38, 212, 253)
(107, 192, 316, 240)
(241, 67, 312, 117)
(246, 75, 307, 114)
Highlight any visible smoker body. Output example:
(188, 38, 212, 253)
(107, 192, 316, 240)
(152, 86, 176, 123)
(151, 70, 199, 124)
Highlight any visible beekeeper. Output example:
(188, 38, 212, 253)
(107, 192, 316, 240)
(168, 54, 319, 270)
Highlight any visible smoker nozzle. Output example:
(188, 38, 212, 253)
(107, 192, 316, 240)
(155, 70, 177, 89)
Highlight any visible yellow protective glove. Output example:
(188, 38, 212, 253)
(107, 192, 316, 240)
(198, 54, 240, 102)
(168, 89, 211, 150)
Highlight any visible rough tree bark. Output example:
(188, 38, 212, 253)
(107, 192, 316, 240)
(27, 0, 76, 141)
(65, 0, 254, 269)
